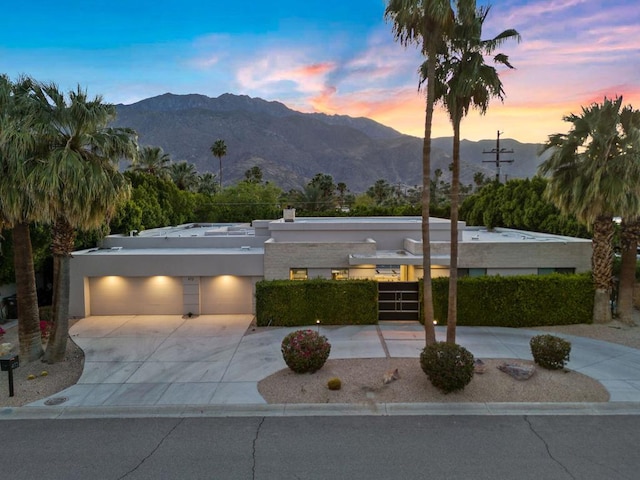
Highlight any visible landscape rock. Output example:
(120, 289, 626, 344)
(474, 359, 486, 374)
(383, 368, 400, 384)
(497, 362, 536, 381)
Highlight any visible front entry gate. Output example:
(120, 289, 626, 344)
(378, 282, 419, 321)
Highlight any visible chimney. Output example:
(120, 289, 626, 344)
(283, 207, 295, 222)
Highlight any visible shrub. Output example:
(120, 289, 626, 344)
(431, 274, 594, 327)
(39, 306, 53, 322)
(420, 342, 475, 394)
(530, 334, 571, 370)
(281, 329, 331, 373)
(256, 279, 378, 326)
(40, 321, 52, 341)
(327, 377, 342, 390)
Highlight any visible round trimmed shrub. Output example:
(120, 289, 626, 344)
(420, 342, 475, 394)
(281, 329, 331, 373)
(327, 377, 342, 390)
(530, 334, 571, 370)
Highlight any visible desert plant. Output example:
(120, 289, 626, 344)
(281, 329, 331, 373)
(327, 377, 342, 390)
(530, 334, 571, 370)
(420, 342, 475, 393)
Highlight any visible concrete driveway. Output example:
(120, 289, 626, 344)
(22, 315, 640, 411)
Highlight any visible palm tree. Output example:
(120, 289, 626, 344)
(210, 139, 227, 190)
(539, 97, 640, 324)
(28, 82, 138, 363)
(619, 217, 640, 324)
(169, 161, 199, 191)
(385, 0, 454, 345)
(0, 75, 45, 361)
(130, 146, 171, 179)
(197, 172, 219, 194)
(336, 182, 348, 208)
(426, 0, 520, 343)
(244, 165, 263, 184)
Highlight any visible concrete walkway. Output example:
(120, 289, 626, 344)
(5, 315, 640, 418)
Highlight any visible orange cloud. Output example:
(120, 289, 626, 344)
(292, 62, 335, 77)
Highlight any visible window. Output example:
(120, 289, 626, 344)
(375, 265, 401, 281)
(289, 268, 308, 281)
(459, 268, 486, 277)
(331, 268, 349, 280)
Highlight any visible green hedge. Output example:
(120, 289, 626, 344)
(256, 279, 378, 326)
(431, 273, 594, 327)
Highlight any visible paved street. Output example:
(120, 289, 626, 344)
(3, 415, 640, 479)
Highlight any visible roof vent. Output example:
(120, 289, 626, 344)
(240, 246, 251, 251)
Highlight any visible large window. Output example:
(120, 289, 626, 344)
(331, 268, 349, 280)
(459, 268, 487, 277)
(375, 264, 401, 281)
(289, 268, 308, 280)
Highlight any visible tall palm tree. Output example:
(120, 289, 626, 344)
(426, 0, 520, 343)
(210, 139, 227, 190)
(619, 217, 640, 324)
(29, 82, 138, 363)
(0, 75, 45, 361)
(385, 0, 454, 345)
(130, 145, 171, 179)
(539, 97, 640, 324)
(169, 161, 199, 191)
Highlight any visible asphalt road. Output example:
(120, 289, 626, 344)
(3, 415, 639, 479)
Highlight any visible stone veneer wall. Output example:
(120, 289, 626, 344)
(263, 240, 377, 280)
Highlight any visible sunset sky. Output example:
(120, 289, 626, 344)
(1, 0, 638, 144)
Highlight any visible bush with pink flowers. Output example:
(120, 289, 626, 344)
(281, 329, 331, 373)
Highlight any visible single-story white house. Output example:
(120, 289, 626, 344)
(68, 211, 592, 319)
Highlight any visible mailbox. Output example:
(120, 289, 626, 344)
(0, 354, 19, 371)
(1, 354, 18, 397)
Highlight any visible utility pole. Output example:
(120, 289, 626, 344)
(483, 130, 514, 183)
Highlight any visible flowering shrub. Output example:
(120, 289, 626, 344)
(40, 321, 52, 341)
(281, 329, 331, 373)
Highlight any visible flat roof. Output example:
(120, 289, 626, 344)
(460, 227, 590, 244)
(77, 246, 264, 256)
(121, 223, 254, 239)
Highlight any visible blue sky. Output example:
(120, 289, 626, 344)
(2, 0, 638, 143)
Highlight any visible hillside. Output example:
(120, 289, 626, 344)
(113, 93, 545, 192)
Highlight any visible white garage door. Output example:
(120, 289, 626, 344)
(89, 276, 183, 315)
(200, 276, 254, 314)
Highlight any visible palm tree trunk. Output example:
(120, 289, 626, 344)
(592, 216, 614, 324)
(618, 217, 639, 325)
(44, 217, 75, 363)
(421, 44, 437, 346)
(446, 119, 461, 343)
(12, 222, 43, 361)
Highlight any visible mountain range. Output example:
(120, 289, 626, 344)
(113, 93, 546, 192)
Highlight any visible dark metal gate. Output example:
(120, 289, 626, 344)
(378, 282, 419, 321)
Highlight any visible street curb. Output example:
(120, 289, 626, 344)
(2, 401, 640, 420)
